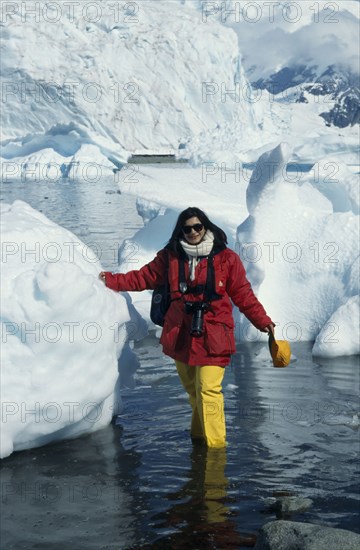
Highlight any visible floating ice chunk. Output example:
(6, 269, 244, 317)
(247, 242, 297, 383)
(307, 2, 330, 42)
(136, 198, 164, 225)
(225, 384, 239, 391)
(308, 157, 360, 214)
(313, 295, 360, 358)
(252, 346, 271, 363)
(350, 414, 360, 429)
(246, 142, 292, 215)
(0, 201, 132, 458)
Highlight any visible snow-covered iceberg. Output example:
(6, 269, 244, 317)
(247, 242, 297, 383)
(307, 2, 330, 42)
(0, 200, 132, 459)
(236, 143, 359, 356)
(313, 295, 360, 358)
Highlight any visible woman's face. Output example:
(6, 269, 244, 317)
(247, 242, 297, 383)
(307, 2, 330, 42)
(182, 216, 206, 245)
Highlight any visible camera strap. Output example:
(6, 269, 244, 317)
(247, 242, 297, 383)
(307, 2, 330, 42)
(204, 250, 222, 302)
(178, 249, 221, 302)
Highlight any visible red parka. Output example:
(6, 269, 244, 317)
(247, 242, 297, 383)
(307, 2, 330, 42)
(104, 246, 273, 367)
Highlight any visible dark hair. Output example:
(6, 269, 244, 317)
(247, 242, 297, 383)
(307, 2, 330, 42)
(166, 207, 227, 254)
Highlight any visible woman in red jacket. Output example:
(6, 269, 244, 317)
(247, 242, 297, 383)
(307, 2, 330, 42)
(100, 207, 274, 448)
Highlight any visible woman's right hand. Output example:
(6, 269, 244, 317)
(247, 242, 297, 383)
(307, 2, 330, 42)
(99, 272, 106, 282)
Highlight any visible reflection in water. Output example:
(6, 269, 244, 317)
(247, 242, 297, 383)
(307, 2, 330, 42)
(232, 341, 359, 530)
(1, 423, 144, 549)
(135, 446, 256, 549)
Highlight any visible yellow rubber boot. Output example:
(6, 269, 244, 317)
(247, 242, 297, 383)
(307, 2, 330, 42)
(175, 360, 204, 440)
(196, 365, 226, 448)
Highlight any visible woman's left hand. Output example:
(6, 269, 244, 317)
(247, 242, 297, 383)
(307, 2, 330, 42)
(264, 324, 275, 335)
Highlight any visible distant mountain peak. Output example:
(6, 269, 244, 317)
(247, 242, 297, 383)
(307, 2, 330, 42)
(253, 63, 359, 128)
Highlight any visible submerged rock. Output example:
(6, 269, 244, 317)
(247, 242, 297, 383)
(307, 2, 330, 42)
(267, 496, 313, 517)
(255, 520, 360, 550)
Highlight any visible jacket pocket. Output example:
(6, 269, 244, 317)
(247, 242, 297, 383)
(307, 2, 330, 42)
(204, 322, 236, 356)
(160, 319, 182, 352)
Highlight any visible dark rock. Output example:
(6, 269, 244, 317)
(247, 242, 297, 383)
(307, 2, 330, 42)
(255, 520, 360, 550)
(268, 496, 313, 517)
(254, 65, 318, 94)
(320, 88, 360, 127)
(296, 92, 308, 104)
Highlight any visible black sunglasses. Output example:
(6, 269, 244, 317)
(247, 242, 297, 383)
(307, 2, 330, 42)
(182, 223, 204, 234)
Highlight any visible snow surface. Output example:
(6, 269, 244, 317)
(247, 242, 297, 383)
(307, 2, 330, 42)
(0, 200, 143, 459)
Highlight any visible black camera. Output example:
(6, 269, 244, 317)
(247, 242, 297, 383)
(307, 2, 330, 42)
(185, 301, 209, 337)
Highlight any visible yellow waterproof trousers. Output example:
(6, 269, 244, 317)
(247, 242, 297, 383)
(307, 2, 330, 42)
(175, 361, 226, 448)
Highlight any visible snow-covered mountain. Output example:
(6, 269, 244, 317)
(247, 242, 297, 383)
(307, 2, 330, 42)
(0, 0, 257, 175)
(1, 0, 358, 174)
(254, 64, 359, 128)
(175, 0, 359, 164)
(222, 0, 360, 129)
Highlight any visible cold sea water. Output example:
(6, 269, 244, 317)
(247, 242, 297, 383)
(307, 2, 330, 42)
(1, 173, 359, 549)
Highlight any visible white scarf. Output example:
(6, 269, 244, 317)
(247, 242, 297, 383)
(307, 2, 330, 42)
(180, 230, 214, 281)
